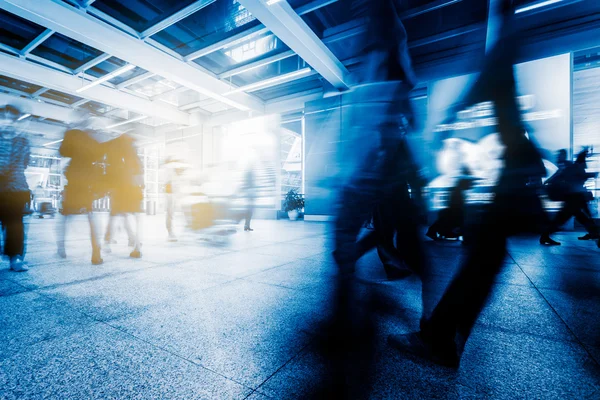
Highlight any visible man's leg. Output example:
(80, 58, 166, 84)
(244, 199, 254, 231)
(355, 229, 379, 260)
(105, 213, 119, 245)
(2, 192, 30, 271)
(334, 177, 380, 271)
(122, 214, 136, 247)
(374, 200, 413, 279)
(389, 203, 509, 367)
(57, 212, 68, 258)
(540, 201, 575, 245)
(88, 212, 103, 265)
(129, 213, 142, 258)
(573, 206, 599, 237)
(166, 194, 178, 240)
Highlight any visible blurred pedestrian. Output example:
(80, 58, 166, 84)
(57, 117, 105, 265)
(0, 105, 31, 272)
(388, 0, 562, 367)
(321, 0, 426, 397)
(241, 166, 256, 232)
(426, 175, 475, 242)
(104, 134, 144, 258)
(544, 149, 599, 243)
(164, 156, 187, 242)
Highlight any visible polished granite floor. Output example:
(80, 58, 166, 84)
(0, 214, 599, 399)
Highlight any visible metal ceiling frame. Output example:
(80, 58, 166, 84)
(139, 0, 217, 39)
(236, 0, 349, 90)
(20, 28, 54, 55)
(0, 51, 191, 125)
(184, 0, 340, 62)
(0, 0, 265, 111)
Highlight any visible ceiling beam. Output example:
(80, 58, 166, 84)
(0, 0, 264, 112)
(20, 28, 53, 55)
(140, 0, 216, 39)
(185, 0, 339, 62)
(0, 52, 190, 125)
(236, 0, 349, 90)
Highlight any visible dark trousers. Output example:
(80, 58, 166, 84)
(244, 199, 254, 229)
(0, 191, 30, 258)
(356, 194, 425, 273)
(551, 193, 598, 235)
(424, 189, 549, 344)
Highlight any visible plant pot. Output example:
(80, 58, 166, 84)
(288, 210, 299, 221)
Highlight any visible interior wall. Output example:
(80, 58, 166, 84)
(304, 96, 342, 216)
(573, 66, 600, 217)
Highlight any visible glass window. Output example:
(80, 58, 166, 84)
(194, 31, 291, 75)
(92, 0, 199, 33)
(300, 0, 355, 39)
(86, 56, 127, 79)
(30, 33, 104, 70)
(0, 9, 45, 51)
(150, 0, 261, 57)
(150, 0, 327, 57)
(226, 55, 307, 88)
(109, 66, 149, 86)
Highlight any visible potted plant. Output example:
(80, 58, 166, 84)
(282, 189, 305, 221)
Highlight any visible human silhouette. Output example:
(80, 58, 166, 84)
(388, 0, 564, 367)
(104, 134, 144, 258)
(57, 124, 105, 265)
(544, 149, 599, 242)
(0, 105, 31, 272)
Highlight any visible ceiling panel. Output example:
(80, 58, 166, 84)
(86, 56, 128, 78)
(194, 31, 291, 75)
(227, 54, 309, 87)
(0, 9, 45, 51)
(300, 0, 355, 38)
(30, 32, 104, 70)
(150, 0, 316, 57)
(403, 0, 488, 41)
(92, 0, 200, 32)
